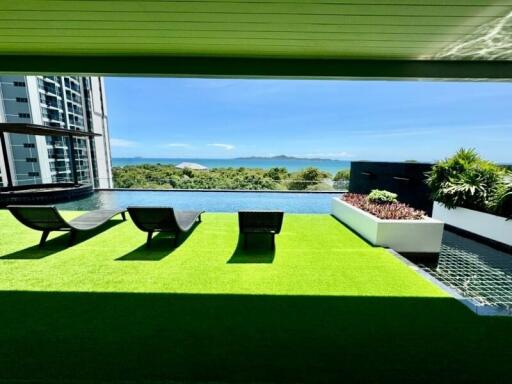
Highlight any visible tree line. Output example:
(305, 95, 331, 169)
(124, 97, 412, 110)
(113, 164, 350, 191)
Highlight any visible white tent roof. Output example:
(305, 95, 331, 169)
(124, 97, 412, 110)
(175, 162, 208, 171)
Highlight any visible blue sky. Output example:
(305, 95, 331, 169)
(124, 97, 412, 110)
(106, 78, 512, 162)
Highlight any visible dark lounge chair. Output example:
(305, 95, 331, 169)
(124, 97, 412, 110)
(127, 207, 203, 247)
(7, 205, 126, 247)
(238, 211, 284, 249)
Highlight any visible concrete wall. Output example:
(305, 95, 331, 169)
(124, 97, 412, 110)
(89, 77, 112, 188)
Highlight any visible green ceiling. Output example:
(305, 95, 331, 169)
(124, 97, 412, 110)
(0, 0, 511, 78)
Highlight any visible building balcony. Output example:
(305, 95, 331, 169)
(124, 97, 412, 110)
(45, 103, 63, 110)
(43, 76, 59, 83)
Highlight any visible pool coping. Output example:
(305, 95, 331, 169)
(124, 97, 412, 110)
(96, 188, 345, 194)
(387, 249, 511, 317)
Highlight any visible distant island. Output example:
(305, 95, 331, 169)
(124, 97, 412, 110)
(235, 155, 346, 162)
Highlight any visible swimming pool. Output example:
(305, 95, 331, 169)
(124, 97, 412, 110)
(56, 190, 341, 213)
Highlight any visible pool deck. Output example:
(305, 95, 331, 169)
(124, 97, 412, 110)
(0, 210, 511, 383)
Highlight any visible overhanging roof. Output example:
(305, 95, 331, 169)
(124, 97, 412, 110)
(0, 123, 101, 137)
(0, 1, 511, 79)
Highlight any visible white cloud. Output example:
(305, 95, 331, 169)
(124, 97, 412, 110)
(110, 138, 136, 147)
(208, 143, 235, 150)
(164, 143, 192, 148)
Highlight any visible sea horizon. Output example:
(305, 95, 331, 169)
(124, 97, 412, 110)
(112, 157, 351, 174)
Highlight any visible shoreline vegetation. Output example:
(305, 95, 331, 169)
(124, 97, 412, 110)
(111, 156, 351, 175)
(113, 164, 350, 191)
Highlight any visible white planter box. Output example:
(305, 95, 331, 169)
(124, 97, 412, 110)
(331, 198, 444, 253)
(433, 202, 512, 247)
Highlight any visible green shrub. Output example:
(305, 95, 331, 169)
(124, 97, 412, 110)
(264, 167, 289, 181)
(287, 167, 330, 190)
(426, 148, 505, 212)
(182, 167, 194, 177)
(333, 169, 350, 181)
(487, 172, 512, 218)
(367, 189, 398, 204)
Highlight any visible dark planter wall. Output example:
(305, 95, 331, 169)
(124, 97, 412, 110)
(349, 161, 434, 215)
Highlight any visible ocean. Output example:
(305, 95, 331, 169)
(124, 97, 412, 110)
(112, 158, 351, 175)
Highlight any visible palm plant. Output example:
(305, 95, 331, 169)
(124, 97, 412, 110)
(426, 148, 505, 211)
(487, 172, 512, 218)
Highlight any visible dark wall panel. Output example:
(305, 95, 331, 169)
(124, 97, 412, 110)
(349, 161, 433, 215)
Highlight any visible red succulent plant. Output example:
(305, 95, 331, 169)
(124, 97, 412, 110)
(343, 193, 425, 220)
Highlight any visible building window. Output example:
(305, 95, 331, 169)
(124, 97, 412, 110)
(28, 172, 40, 177)
(13, 81, 26, 87)
(23, 143, 36, 148)
(16, 97, 28, 103)
(26, 158, 38, 163)
(18, 113, 31, 118)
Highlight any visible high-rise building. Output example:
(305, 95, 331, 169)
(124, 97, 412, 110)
(0, 76, 112, 188)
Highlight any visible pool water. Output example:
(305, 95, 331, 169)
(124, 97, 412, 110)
(56, 190, 340, 213)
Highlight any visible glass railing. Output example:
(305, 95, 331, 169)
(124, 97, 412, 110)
(3, 174, 349, 192)
(94, 176, 349, 192)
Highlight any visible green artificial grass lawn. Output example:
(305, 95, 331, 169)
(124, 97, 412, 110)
(0, 210, 445, 297)
(1, 210, 511, 384)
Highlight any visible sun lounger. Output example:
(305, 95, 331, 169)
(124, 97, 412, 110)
(127, 207, 203, 247)
(7, 205, 126, 247)
(238, 211, 284, 249)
